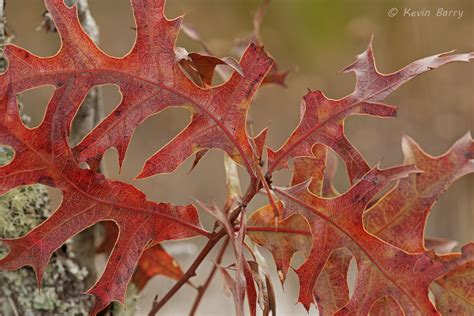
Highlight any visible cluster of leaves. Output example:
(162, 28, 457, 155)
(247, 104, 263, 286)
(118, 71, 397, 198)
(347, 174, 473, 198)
(0, 0, 472, 315)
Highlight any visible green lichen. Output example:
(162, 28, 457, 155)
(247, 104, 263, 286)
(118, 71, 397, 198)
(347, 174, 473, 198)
(0, 185, 50, 257)
(110, 283, 140, 316)
(0, 146, 13, 167)
(0, 184, 93, 315)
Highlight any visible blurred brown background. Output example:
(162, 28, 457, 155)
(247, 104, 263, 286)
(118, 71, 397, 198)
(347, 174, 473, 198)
(4, 0, 473, 315)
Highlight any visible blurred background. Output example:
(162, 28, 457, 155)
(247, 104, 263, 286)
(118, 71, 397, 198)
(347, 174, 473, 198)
(4, 0, 473, 315)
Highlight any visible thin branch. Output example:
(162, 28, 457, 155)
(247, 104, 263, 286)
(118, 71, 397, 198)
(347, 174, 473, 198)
(148, 230, 226, 315)
(189, 237, 230, 316)
(255, 164, 280, 220)
(148, 180, 259, 315)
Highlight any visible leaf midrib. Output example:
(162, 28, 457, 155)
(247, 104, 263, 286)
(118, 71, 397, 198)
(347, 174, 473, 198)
(275, 188, 425, 313)
(5, 124, 208, 237)
(10, 62, 261, 176)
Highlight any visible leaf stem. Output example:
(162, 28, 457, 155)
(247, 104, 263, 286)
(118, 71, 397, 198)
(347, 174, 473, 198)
(148, 180, 259, 315)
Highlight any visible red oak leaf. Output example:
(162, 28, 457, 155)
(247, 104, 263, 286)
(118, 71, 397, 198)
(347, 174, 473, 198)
(431, 251, 474, 315)
(0, 0, 272, 177)
(273, 166, 473, 314)
(97, 221, 183, 291)
(247, 202, 311, 283)
(0, 83, 206, 314)
(267, 38, 473, 182)
(361, 133, 474, 313)
(364, 133, 474, 252)
(0, 0, 472, 315)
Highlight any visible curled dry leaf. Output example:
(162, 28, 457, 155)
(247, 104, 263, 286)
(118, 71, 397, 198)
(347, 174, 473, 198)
(200, 202, 256, 316)
(218, 265, 245, 316)
(175, 46, 243, 88)
(224, 154, 243, 211)
(248, 260, 277, 316)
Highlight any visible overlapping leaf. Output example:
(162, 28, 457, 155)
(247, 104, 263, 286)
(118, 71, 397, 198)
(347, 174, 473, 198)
(364, 133, 474, 252)
(267, 38, 473, 182)
(1, 0, 272, 177)
(362, 133, 474, 313)
(248, 202, 311, 283)
(250, 135, 474, 314)
(0, 1, 272, 311)
(248, 147, 325, 282)
(274, 166, 473, 314)
(249, 144, 353, 314)
(0, 0, 472, 315)
(249, 135, 473, 315)
(97, 221, 183, 291)
(0, 84, 205, 314)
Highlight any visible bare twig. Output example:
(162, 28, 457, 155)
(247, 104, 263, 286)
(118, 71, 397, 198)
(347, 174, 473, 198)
(148, 179, 259, 315)
(256, 164, 280, 220)
(189, 237, 230, 316)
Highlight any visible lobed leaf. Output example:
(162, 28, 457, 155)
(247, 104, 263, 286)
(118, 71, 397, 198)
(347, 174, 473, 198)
(364, 133, 474, 252)
(0, 0, 273, 177)
(0, 84, 205, 314)
(97, 221, 183, 292)
(274, 166, 473, 314)
(267, 38, 473, 183)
